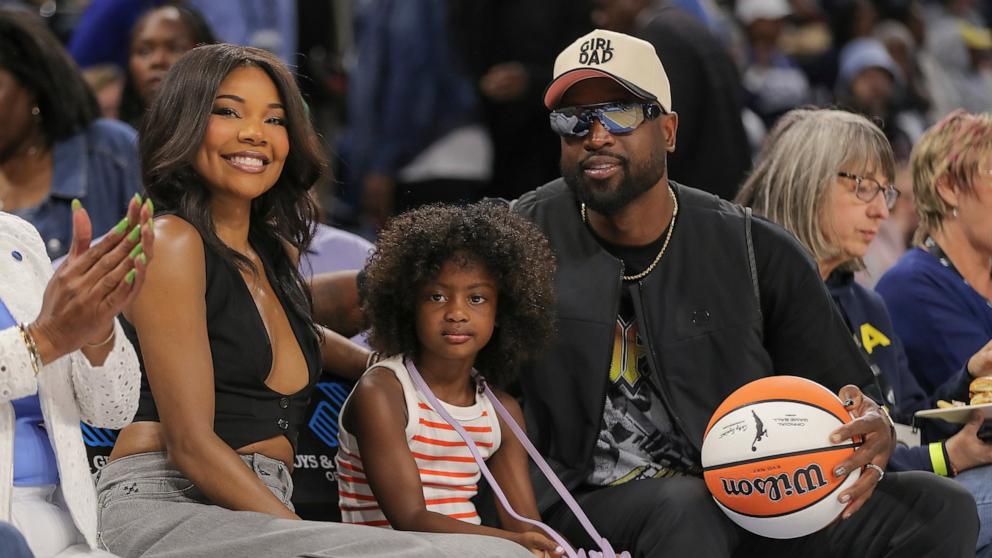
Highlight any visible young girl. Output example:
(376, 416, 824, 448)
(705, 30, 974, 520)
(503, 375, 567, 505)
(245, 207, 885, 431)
(338, 203, 563, 556)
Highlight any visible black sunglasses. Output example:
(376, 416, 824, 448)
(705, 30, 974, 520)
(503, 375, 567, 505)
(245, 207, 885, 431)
(549, 102, 663, 138)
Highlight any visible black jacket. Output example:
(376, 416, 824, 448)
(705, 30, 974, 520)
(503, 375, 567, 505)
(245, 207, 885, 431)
(513, 179, 874, 512)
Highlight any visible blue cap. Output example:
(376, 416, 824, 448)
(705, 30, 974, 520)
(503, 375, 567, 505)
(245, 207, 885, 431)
(838, 38, 904, 88)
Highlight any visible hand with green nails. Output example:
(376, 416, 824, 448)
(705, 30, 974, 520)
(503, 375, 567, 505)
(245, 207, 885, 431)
(27, 194, 156, 366)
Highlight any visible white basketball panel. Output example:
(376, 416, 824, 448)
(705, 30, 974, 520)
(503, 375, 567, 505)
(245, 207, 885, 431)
(702, 401, 850, 468)
(713, 468, 861, 539)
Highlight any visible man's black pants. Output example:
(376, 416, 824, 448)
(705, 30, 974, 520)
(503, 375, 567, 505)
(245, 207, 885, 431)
(546, 471, 978, 558)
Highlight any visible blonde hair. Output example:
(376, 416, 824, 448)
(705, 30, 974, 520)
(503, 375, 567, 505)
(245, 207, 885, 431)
(911, 110, 992, 244)
(736, 108, 895, 271)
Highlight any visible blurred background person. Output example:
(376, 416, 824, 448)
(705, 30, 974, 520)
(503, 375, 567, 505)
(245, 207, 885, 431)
(118, 2, 216, 128)
(736, 0, 812, 129)
(592, 0, 751, 200)
(68, 0, 294, 69)
(834, 37, 916, 161)
(922, 0, 992, 117)
(341, 0, 491, 231)
(873, 18, 932, 139)
(0, 8, 142, 260)
(80, 64, 124, 120)
(68, 0, 160, 70)
(453, 0, 591, 201)
(802, 0, 879, 103)
(877, 111, 992, 397)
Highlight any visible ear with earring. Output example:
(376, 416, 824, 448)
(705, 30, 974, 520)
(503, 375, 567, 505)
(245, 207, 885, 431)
(26, 106, 42, 157)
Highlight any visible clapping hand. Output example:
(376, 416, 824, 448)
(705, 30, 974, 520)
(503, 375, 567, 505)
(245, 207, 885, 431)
(28, 195, 155, 365)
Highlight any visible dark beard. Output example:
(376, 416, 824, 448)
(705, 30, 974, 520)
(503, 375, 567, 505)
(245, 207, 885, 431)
(561, 148, 666, 215)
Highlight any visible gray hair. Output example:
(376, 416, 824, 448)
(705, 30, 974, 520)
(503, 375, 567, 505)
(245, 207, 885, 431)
(736, 108, 896, 270)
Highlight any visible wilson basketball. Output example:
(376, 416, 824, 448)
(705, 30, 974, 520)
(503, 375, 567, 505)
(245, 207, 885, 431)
(700, 376, 861, 539)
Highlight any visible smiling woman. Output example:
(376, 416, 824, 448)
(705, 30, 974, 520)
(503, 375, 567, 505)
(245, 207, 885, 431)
(92, 44, 530, 558)
(193, 67, 290, 206)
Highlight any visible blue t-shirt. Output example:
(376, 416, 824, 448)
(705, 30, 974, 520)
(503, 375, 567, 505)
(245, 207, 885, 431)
(0, 299, 59, 486)
(876, 247, 992, 394)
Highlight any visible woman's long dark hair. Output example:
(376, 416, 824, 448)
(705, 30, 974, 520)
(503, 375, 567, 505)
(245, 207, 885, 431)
(141, 44, 326, 337)
(0, 8, 98, 145)
(119, 2, 216, 127)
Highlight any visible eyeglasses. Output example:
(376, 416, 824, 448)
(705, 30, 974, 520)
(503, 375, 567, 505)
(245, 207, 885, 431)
(837, 172, 899, 209)
(549, 102, 663, 138)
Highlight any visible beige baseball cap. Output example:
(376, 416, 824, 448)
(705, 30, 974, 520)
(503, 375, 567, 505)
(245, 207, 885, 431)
(543, 29, 672, 112)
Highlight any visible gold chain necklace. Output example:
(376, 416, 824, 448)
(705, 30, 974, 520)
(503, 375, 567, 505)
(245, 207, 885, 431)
(581, 184, 678, 282)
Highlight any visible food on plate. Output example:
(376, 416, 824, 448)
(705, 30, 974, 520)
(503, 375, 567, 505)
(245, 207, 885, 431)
(969, 377, 992, 405)
(937, 399, 968, 409)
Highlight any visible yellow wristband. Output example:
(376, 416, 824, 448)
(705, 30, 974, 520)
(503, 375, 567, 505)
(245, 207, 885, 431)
(929, 442, 949, 476)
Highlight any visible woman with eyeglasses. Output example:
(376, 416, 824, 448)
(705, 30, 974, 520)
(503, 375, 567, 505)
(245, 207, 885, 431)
(737, 108, 992, 557)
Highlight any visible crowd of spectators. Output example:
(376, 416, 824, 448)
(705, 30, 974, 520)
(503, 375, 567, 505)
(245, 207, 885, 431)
(1, 0, 991, 556)
(7, 0, 986, 282)
(4, 0, 988, 241)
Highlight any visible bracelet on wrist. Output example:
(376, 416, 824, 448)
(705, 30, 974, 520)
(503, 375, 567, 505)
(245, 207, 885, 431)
(84, 326, 116, 348)
(878, 405, 897, 439)
(943, 440, 958, 477)
(17, 323, 43, 375)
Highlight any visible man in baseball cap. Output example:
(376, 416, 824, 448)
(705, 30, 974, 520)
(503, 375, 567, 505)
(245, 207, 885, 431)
(507, 27, 974, 558)
(543, 28, 672, 112)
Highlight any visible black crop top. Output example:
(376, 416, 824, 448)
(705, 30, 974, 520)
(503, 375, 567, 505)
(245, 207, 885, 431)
(123, 233, 321, 451)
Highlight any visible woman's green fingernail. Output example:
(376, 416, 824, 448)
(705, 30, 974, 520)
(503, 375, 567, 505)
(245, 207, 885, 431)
(129, 243, 143, 259)
(127, 224, 142, 242)
(148, 215, 154, 229)
(125, 269, 137, 285)
(133, 193, 142, 205)
(144, 198, 154, 214)
(137, 253, 147, 266)
(71, 199, 82, 211)
(113, 217, 129, 235)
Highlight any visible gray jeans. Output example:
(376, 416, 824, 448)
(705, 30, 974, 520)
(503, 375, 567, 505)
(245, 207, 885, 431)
(95, 452, 529, 558)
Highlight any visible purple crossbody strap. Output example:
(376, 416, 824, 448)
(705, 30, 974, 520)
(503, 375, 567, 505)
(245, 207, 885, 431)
(406, 360, 628, 558)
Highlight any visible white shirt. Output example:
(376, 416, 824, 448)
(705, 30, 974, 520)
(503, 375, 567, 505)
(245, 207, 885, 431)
(0, 212, 139, 549)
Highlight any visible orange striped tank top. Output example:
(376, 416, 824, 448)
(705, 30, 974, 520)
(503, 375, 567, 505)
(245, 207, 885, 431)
(335, 354, 501, 527)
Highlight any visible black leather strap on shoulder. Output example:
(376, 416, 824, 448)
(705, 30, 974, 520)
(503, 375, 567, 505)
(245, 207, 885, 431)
(745, 206, 762, 321)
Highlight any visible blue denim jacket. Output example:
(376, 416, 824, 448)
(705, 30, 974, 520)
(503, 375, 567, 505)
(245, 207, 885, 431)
(342, 0, 480, 181)
(13, 119, 143, 259)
